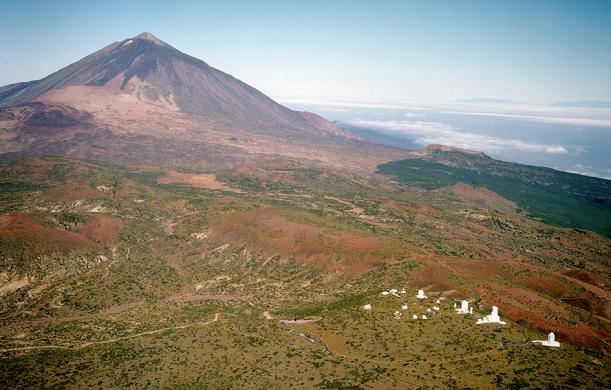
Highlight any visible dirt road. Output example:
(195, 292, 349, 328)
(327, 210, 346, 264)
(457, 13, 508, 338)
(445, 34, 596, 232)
(0, 313, 220, 354)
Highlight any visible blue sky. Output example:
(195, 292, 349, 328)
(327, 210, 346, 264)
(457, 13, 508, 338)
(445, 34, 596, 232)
(1, 0, 610, 103)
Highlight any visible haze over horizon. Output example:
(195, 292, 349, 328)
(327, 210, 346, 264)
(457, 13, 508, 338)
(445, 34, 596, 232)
(2, 0, 611, 104)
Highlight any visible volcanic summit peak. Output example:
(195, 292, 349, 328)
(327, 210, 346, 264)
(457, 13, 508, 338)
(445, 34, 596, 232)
(133, 32, 168, 46)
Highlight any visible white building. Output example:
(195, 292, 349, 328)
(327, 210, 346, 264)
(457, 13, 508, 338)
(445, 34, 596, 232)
(476, 306, 506, 325)
(363, 304, 372, 311)
(455, 300, 470, 314)
(401, 304, 408, 310)
(416, 289, 427, 299)
(533, 332, 560, 347)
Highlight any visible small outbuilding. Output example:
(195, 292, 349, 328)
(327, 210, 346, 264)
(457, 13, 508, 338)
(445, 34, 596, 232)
(455, 300, 470, 314)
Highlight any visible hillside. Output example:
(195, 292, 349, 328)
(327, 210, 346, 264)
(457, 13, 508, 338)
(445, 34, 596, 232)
(0, 157, 609, 387)
(378, 145, 611, 237)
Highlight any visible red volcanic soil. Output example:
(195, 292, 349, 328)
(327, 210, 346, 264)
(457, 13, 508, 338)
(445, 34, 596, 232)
(518, 276, 572, 298)
(555, 325, 610, 350)
(495, 297, 609, 349)
(515, 275, 609, 317)
(482, 283, 569, 318)
(78, 215, 123, 243)
(42, 180, 105, 202)
(16, 103, 94, 136)
(0, 213, 95, 251)
(407, 260, 463, 296)
(380, 199, 419, 213)
(433, 258, 610, 350)
(447, 182, 516, 212)
(157, 171, 241, 193)
(478, 278, 610, 350)
(563, 268, 606, 288)
(489, 289, 610, 350)
(210, 207, 410, 275)
(447, 259, 512, 280)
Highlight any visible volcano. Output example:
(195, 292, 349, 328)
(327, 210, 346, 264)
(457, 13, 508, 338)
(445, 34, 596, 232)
(0, 32, 405, 170)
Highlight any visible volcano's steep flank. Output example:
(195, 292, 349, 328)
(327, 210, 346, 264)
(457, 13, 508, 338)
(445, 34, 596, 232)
(0, 33, 407, 171)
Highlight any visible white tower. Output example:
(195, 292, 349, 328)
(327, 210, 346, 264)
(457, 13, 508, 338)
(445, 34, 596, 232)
(476, 305, 506, 325)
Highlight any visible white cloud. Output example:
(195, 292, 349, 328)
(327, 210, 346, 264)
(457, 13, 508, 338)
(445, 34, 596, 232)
(441, 110, 611, 129)
(319, 107, 352, 112)
(565, 164, 611, 179)
(543, 146, 568, 154)
(279, 97, 611, 129)
(276, 97, 429, 110)
(348, 119, 569, 155)
(573, 146, 588, 155)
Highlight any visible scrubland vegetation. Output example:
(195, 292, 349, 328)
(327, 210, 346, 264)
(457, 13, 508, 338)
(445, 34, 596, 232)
(0, 157, 608, 388)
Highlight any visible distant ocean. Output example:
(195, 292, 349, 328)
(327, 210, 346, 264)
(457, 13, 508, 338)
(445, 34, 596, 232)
(285, 100, 611, 180)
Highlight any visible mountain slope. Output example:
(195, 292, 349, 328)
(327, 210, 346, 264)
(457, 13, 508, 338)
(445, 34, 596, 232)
(378, 145, 611, 236)
(0, 33, 408, 172)
(0, 32, 349, 137)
